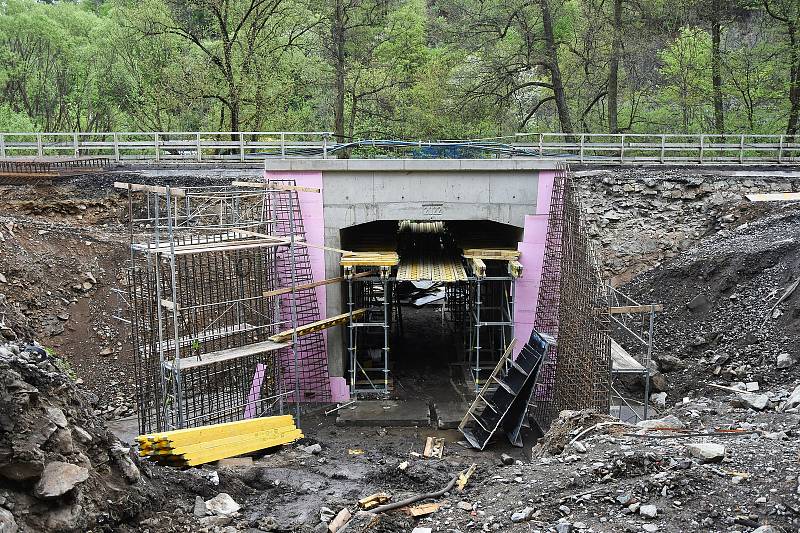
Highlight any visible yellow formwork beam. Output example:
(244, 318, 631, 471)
(139, 426, 299, 456)
(137, 415, 295, 446)
(147, 429, 303, 467)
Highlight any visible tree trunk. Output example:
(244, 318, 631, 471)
(788, 22, 799, 138)
(539, 0, 575, 139)
(608, 0, 622, 133)
(711, 0, 724, 135)
(332, 0, 347, 142)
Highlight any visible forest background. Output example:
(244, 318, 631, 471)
(1, 0, 798, 140)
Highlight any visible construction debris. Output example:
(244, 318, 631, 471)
(406, 502, 441, 517)
(358, 492, 391, 510)
(137, 415, 303, 467)
(422, 436, 444, 458)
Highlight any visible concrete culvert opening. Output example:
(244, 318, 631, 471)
(339, 219, 523, 402)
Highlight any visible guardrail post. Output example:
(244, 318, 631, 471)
(154, 132, 160, 162)
(196, 132, 202, 162)
(620, 134, 625, 163)
(740, 134, 745, 164)
(579, 134, 584, 163)
(778, 134, 784, 164)
(0, 134, 5, 158)
(73, 132, 79, 157)
(36, 133, 43, 156)
(280, 132, 286, 159)
(113, 132, 120, 162)
(699, 134, 704, 163)
(660, 134, 665, 163)
(323, 134, 328, 159)
(538, 133, 543, 156)
(239, 132, 245, 162)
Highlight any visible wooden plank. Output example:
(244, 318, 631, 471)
(142, 426, 300, 455)
(262, 270, 375, 298)
(608, 304, 663, 314)
(745, 192, 800, 202)
(269, 309, 366, 342)
(232, 180, 321, 193)
(407, 503, 441, 517)
(180, 429, 303, 466)
(340, 251, 400, 267)
(462, 248, 521, 260)
(162, 339, 288, 371)
(114, 181, 187, 198)
(235, 228, 351, 255)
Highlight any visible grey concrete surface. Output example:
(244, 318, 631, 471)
(336, 400, 432, 427)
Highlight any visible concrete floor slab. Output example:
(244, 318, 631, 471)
(434, 401, 469, 429)
(336, 400, 432, 427)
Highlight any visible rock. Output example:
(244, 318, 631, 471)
(411, 529, 432, 533)
(650, 392, 667, 408)
(457, 501, 473, 511)
(301, 443, 322, 455)
(686, 294, 710, 312)
(500, 453, 514, 465)
(752, 527, 780, 533)
(205, 493, 241, 516)
(45, 406, 68, 428)
(649, 372, 668, 392)
(639, 504, 658, 518)
(686, 443, 726, 463)
(44, 504, 84, 531)
(777, 353, 794, 369)
(739, 393, 770, 411)
(110, 446, 141, 484)
(72, 426, 93, 444)
(34, 461, 89, 499)
(193, 496, 209, 517)
(642, 524, 659, 532)
(785, 384, 800, 410)
(555, 523, 572, 533)
(511, 507, 534, 523)
(0, 508, 17, 533)
(47, 428, 74, 454)
(320, 506, 336, 523)
(657, 354, 684, 372)
(636, 415, 684, 430)
(0, 460, 44, 481)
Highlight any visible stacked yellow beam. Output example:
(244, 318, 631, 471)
(137, 415, 303, 467)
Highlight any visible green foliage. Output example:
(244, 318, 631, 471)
(0, 0, 796, 135)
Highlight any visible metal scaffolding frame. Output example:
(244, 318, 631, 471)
(607, 285, 661, 423)
(345, 266, 393, 394)
(121, 182, 315, 434)
(466, 274, 516, 392)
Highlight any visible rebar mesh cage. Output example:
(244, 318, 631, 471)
(530, 166, 612, 430)
(123, 183, 327, 433)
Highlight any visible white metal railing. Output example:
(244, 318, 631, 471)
(0, 131, 798, 164)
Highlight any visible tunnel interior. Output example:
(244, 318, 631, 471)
(339, 220, 523, 400)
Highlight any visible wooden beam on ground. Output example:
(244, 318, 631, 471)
(114, 181, 187, 198)
(268, 309, 366, 343)
(745, 192, 800, 202)
(231, 180, 321, 193)
(608, 304, 663, 314)
(262, 270, 375, 298)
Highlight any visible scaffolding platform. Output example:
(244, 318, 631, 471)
(163, 340, 288, 371)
